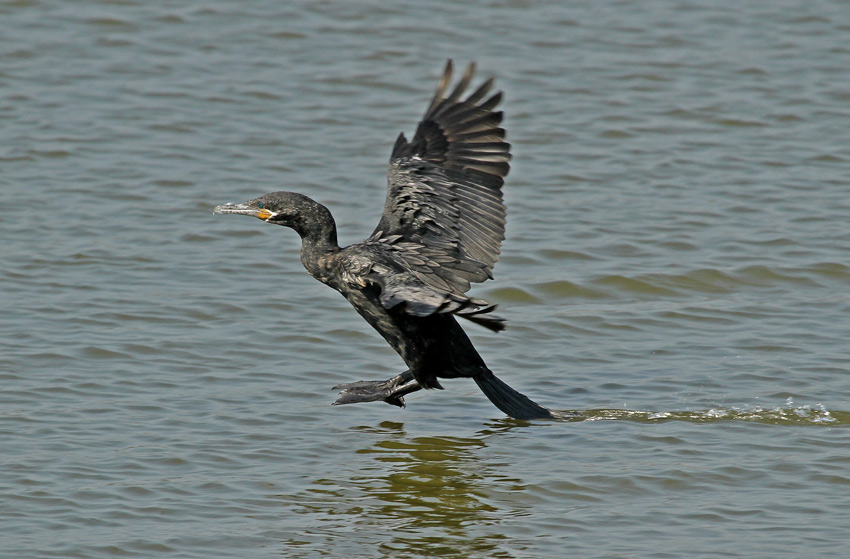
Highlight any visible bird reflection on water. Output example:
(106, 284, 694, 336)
(291, 421, 520, 558)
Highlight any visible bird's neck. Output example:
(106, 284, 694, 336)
(300, 226, 339, 260)
(295, 205, 340, 283)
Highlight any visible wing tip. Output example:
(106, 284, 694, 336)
(401, 62, 511, 179)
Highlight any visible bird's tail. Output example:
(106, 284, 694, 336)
(474, 372, 553, 420)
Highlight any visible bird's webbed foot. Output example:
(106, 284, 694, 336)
(332, 370, 420, 408)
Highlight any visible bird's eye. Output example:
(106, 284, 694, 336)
(257, 202, 264, 209)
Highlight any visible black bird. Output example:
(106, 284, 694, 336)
(214, 61, 552, 420)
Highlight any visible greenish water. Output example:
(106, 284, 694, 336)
(2, 1, 849, 557)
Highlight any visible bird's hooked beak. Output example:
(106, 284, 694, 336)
(213, 202, 274, 221)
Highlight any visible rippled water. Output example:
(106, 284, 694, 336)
(2, 1, 849, 557)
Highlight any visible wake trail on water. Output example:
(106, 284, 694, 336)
(546, 401, 846, 426)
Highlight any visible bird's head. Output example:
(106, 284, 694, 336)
(213, 191, 309, 227)
(214, 191, 338, 248)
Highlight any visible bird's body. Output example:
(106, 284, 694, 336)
(215, 61, 552, 419)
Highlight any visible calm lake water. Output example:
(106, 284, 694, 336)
(2, 1, 849, 557)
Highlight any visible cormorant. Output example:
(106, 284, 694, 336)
(214, 61, 552, 420)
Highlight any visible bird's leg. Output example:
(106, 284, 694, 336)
(332, 369, 421, 408)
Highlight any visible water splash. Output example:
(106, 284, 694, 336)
(550, 401, 846, 425)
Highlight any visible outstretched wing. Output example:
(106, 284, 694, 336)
(370, 60, 511, 296)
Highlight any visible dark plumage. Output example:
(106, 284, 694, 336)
(214, 61, 552, 420)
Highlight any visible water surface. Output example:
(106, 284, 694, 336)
(2, 1, 849, 557)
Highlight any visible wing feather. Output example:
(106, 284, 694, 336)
(360, 258, 506, 332)
(373, 60, 510, 298)
(364, 60, 511, 328)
